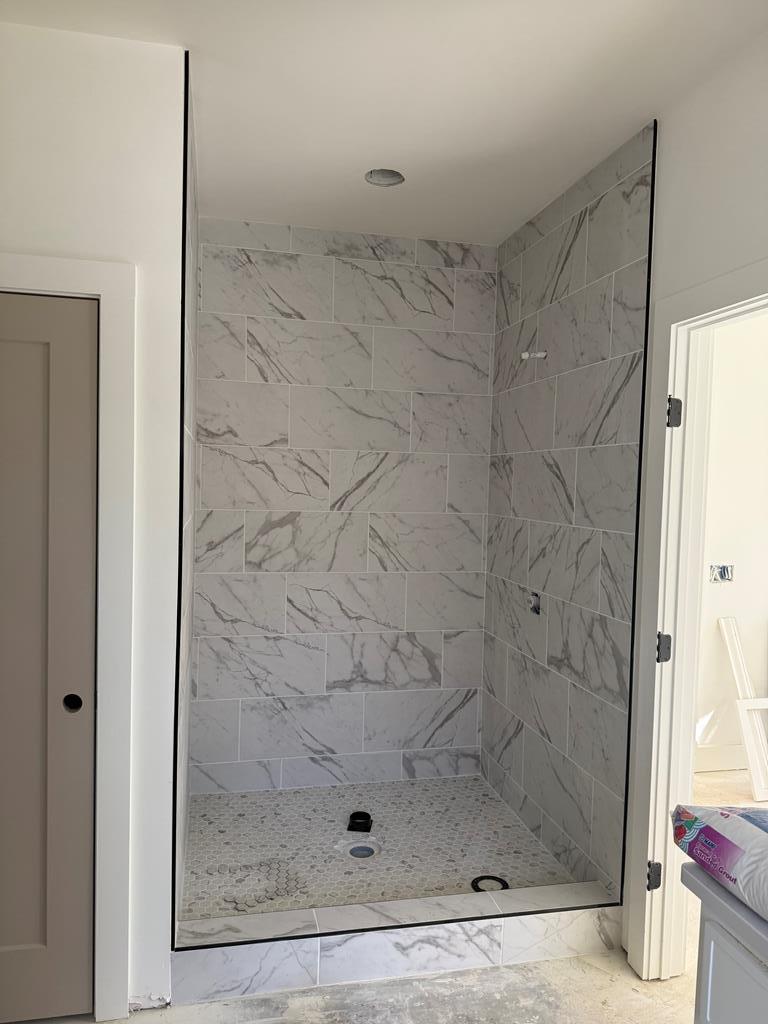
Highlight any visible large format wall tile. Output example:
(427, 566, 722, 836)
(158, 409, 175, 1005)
(330, 450, 447, 513)
(417, 238, 497, 271)
(554, 353, 642, 447)
(401, 747, 481, 778)
(201, 445, 330, 510)
(536, 276, 612, 378)
(195, 509, 244, 573)
(574, 444, 638, 532)
(482, 631, 507, 702)
(520, 212, 587, 317)
(488, 454, 514, 515)
(189, 759, 280, 794)
(193, 573, 286, 636)
(511, 450, 576, 524)
(189, 700, 239, 763)
(501, 907, 620, 964)
(333, 259, 454, 328)
(197, 379, 289, 446)
(447, 454, 489, 514)
(372, 328, 490, 394)
(286, 572, 406, 633)
(486, 516, 528, 583)
(587, 165, 651, 282)
(244, 510, 367, 572)
(326, 631, 442, 692)
(442, 629, 484, 688)
(171, 938, 318, 1003)
(490, 575, 547, 662)
(281, 752, 402, 788)
(522, 729, 593, 852)
(197, 312, 246, 380)
(290, 386, 411, 451)
(369, 513, 483, 572)
(493, 315, 537, 392)
(528, 522, 599, 608)
(493, 379, 555, 454)
(547, 600, 630, 710)
(202, 245, 333, 319)
(600, 530, 634, 621)
(506, 648, 568, 752)
(590, 782, 624, 885)
(611, 258, 648, 356)
(481, 692, 524, 777)
(292, 227, 414, 263)
(198, 218, 292, 251)
(364, 688, 478, 752)
(411, 393, 491, 454)
(563, 122, 653, 217)
(567, 683, 627, 796)
(498, 196, 565, 265)
(197, 634, 326, 699)
(247, 318, 373, 386)
(240, 693, 365, 758)
(405, 572, 485, 630)
(454, 270, 496, 333)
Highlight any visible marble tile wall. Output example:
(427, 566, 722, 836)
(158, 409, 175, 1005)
(481, 123, 653, 894)
(190, 222, 497, 792)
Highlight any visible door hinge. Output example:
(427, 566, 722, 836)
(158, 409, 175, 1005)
(656, 632, 672, 663)
(647, 861, 663, 891)
(667, 395, 683, 427)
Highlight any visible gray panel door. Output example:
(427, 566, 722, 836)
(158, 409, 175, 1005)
(0, 292, 97, 1022)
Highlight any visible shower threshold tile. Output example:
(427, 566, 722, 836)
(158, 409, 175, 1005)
(488, 880, 610, 916)
(314, 892, 497, 933)
(177, 908, 317, 946)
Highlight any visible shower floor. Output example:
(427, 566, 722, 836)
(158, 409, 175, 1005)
(180, 775, 576, 933)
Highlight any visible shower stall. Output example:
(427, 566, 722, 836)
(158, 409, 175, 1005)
(173, 92, 654, 987)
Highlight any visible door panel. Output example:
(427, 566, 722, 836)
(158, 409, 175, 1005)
(0, 292, 97, 1022)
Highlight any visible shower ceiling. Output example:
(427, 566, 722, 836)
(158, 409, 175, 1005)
(3, 0, 765, 239)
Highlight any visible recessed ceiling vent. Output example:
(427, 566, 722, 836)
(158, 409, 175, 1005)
(365, 168, 405, 187)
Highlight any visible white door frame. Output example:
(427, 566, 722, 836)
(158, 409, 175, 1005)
(0, 252, 135, 1021)
(624, 256, 768, 981)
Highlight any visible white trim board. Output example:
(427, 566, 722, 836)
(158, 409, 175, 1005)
(0, 252, 136, 1022)
(625, 256, 768, 982)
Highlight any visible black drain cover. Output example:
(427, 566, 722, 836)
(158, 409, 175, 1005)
(348, 810, 372, 833)
(471, 875, 510, 892)
(349, 844, 375, 858)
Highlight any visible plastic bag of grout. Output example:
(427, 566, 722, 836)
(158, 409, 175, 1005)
(672, 804, 768, 922)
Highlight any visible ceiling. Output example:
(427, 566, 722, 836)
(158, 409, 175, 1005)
(3, 1, 768, 243)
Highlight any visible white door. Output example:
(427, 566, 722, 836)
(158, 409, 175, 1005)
(623, 263, 768, 980)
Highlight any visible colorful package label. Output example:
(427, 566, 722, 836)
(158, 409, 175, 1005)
(673, 807, 745, 887)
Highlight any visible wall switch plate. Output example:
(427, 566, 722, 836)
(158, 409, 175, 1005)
(709, 564, 734, 583)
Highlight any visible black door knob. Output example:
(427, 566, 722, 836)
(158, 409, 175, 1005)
(63, 693, 83, 712)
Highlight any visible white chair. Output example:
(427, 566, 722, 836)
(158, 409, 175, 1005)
(718, 617, 768, 801)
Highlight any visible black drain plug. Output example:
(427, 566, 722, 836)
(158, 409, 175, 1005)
(348, 810, 372, 833)
(471, 875, 510, 892)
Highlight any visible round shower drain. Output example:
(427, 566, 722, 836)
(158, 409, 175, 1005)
(335, 834, 382, 860)
(349, 844, 375, 858)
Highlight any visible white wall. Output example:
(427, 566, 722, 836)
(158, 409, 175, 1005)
(695, 312, 768, 768)
(0, 22, 184, 1007)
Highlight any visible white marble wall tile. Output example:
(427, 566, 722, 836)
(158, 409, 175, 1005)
(501, 907, 621, 964)
(325, 630, 442, 692)
(197, 312, 246, 380)
(411, 393, 491, 454)
(247, 318, 373, 387)
(447, 454, 489, 514)
(244, 510, 367, 572)
(281, 751, 402, 788)
(189, 700, 239, 763)
(481, 747, 505, 793)
(486, 516, 528, 583)
(196, 634, 326, 699)
(195, 510, 245, 573)
(555, 353, 642, 448)
(495, 256, 521, 331)
(369, 513, 483, 572)
(493, 379, 555, 454)
(315, 892, 495, 934)
(454, 270, 496, 333)
(599, 530, 634, 621)
(547, 600, 630, 711)
(536, 276, 612, 378)
(240, 693, 364, 758)
(290, 386, 411, 451)
(574, 443, 638, 532)
(330, 450, 447, 513)
(364, 688, 478, 751)
(197, 379, 289, 446)
(417, 239, 497, 271)
(292, 227, 414, 263)
(481, 692, 524, 778)
(511, 450, 576, 525)
(491, 575, 547, 661)
(442, 629, 484, 688)
(528, 522, 599, 609)
(507, 647, 569, 752)
(482, 631, 507, 702)
(498, 195, 566, 265)
(563, 122, 653, 218)
(188, 759, 280, 794)
(201, 445, 329, 510)
(487, 454, 514, 515)
(170, 938, 318, 1004)
(499, 773, 543, 835)
(318, 919, 501, 985)
(568, 684, 627, 797)
(199, 218, 291, 251)
(372, 328, 491, 394)
(493, 316, 537, 393)
(405, 571, 485, 630)
(333, 259, 454, 328)
(520, 212, 587, 318)
(522, 729, 593, 852)
(587, 165, 651, 283)
(590, 781, 624, 885)
(202, 245, 333, 319)
(611, 258, 648, 356)
(401, 746, 481, 779)
(540, 814, 604, 885)
(177, 907, 317, 946)
(193, 573, 286, 636)
(286, 572, 406, 633)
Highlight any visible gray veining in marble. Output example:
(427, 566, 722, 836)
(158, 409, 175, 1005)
(281, 751, 403, 788)
(520, 211, 587, 318)
(488, 454, 514, 515)
(195, 510, 245, 573)
(442, 629, 484, 688)
(198, 218, 292, 251)
(286, 572, 406, 633)
(490, 575, 548, 662)
(547, 599, 630, 710)
(447, 453, 489, 514)
(481, 692, 524, 778)
(201, 445, 329, 510)
(574, 444, 638, 532)
(333, 259, 454, 328)
(372, 328, 490, 394)
(244, 510, 367, 572)
(290, 386, 411, 451)
(493, 315, 537, 393)
(196, 634, 326, 699)
(247, 318, 373, 386)
(188, 759, 281, 795)
(499, 195, 566, 265)
(197, 379, 289, 446)
(599, 530, 634, 621)
(540, 814, 602, 885)
(411, 393, 491, 454)
(177, 907, 317, 946)
(554, 353, 642, 447)
(612, 257, 648, 356)
(405, 571, 485, 630)
(507, 647, 569, 752)
(197, 312, 246, 380)
(483, 631, 507, 702)
(486, 515, 528, 583)
(193, 573, 286, 636)
(369, 513, 483, 572)
(495, 255, 521, 331)
(536, 275, 612, 378)
(401, 746, 481, 779)
(501, 906, 620, 965)
(568, 683, 627, 796)
(511, 449, 576, 525)
(454, 270, 496, 333)
(493, 378, 555, 454)
(590, 781, 624, 884)
(240, 693, 364, 758)
(563, 122, 653, 217)
(364, 688, 478, 752)
(202, 245, 333, 320)
(587, 165, 651, 283)
(528, 522, 599, 608)
(417, 238, 497, 271)
(325, 630, 442, 692)
(522, 728, 593, 853)
(292, 226, 414, 263)
(189, 700, 239, 764)
(330, 450, 447, 512)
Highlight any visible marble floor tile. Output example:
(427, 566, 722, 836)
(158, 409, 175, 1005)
(197, 379, 289, 446)
(490, 879, 609, 916)
(315, 891, 497, 933)
(325, 630, 442, 692)
(333, 259, 454, 329)
(247, 318, 373, 387)
(547, 599, 630, 710)
(240, 693, 365, 759)
(290, 386, 410, 451)
(363, 688, 478, 751)
(369, 513, 483, 572)
(177, 907, 317, 946)
(286, 572, 406, 633)
(330, 450, 448, 513)
(244, 510, 367, 572)
(201, 445, 330, 511)
(372, 327, 490, 394)
(196, 634, 326, 699)
(411, 393, 491, 454)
